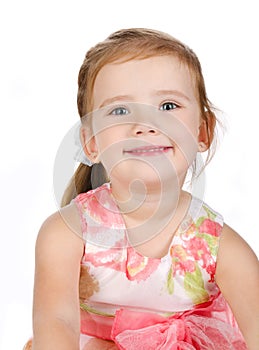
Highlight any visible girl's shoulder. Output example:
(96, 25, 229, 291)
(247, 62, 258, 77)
(217, 223, 259, 272)
(37, 201, 84, 247)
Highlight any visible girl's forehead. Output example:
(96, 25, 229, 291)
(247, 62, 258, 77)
(92, 56, 197, 108)
(96, 55, 188, 78)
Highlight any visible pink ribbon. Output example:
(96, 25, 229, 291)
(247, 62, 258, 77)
(111, 302, 247, 350)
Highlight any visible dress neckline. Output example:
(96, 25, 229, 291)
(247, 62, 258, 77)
(105, 183, 195, 261)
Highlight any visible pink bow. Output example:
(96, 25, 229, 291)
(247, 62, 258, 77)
(111, 307, 247, 350)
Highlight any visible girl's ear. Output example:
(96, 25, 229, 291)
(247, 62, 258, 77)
(80, 126, 99, 163)
(198, 111, 216, 152)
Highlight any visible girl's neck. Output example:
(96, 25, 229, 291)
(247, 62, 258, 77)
(110, 179, 189, 246)
(111, 180, 178, 217)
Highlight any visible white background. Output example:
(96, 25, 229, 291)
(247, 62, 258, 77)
(1, 0, 258, 348)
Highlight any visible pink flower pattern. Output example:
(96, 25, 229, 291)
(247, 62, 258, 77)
(169, 216, 222, 293)
(74, 185, 247, 348)
(84, 243, 160, 282)
(77, 184, 222, 294)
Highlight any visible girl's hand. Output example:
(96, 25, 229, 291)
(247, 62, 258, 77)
(82, 338, 118, 350)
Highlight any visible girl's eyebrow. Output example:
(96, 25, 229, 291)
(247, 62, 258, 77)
(99, 95, 133, 108)
(154, 89, 191, 101)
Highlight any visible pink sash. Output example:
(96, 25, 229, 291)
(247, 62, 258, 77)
(110, 294, 247, 349)
(81, 293, 247, 349)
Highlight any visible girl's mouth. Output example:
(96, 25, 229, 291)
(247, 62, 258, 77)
(123, 146, 173, 156)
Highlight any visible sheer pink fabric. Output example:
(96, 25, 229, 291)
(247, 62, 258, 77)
(110, 294, 247, 350)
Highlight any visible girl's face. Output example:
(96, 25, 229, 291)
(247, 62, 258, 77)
(84, 55, 205, 190)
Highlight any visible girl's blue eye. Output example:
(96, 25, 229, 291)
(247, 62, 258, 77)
(160, 102, 178, 111)
(110, 107, 129, 116)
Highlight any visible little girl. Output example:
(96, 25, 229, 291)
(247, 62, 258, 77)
(25, 28, 259, 349)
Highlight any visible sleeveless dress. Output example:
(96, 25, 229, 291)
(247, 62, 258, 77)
(74, 183, 247, 350)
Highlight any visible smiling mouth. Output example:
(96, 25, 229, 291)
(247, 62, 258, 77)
(123, 146, 173, 156)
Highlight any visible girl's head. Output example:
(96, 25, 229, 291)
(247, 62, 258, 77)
(61, 28, 218, 206)
(77, 28, 216, 142)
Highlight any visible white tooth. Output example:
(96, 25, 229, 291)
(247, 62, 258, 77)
(131, 147, 167, 153)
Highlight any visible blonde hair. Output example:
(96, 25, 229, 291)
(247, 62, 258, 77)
(61, 28, 218, 206)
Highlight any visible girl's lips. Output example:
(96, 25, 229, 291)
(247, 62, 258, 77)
(123, 146, 173, 156)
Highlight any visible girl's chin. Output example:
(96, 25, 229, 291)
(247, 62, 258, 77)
(106, 158, 188, 188)
(110, 172, 182, 189)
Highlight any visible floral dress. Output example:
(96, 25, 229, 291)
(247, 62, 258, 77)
(74, 183, 247, 349)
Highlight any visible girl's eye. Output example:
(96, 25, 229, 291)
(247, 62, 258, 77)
(110, 107, 129, 116)
(160, 102, 178, 111)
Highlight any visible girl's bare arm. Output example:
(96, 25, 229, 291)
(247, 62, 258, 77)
(32, 204, 84, 350)
(216, 224, 259, 350)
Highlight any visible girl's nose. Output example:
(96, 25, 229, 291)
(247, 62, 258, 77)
(133, 125, 158, 136)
